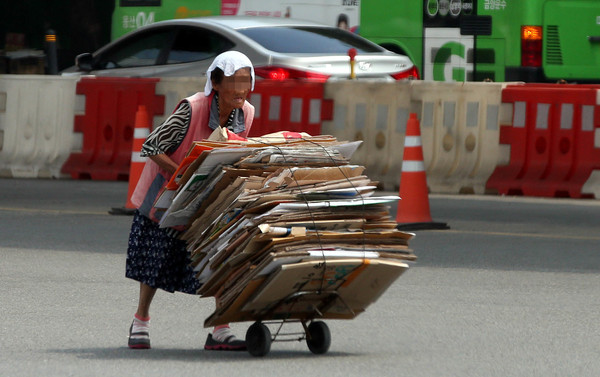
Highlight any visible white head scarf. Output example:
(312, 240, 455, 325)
(204, 51, 255, 96)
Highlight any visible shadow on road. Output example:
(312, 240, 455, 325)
(47, 347, 355, 361)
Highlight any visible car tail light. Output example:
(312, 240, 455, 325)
(254, 66, 330, 82)
(391, 65, 420, 80)
(521, 25, 542, 67)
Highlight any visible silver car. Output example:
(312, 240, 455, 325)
(63, 16, 419, 81)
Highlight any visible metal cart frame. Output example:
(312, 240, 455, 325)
(244, 290, 355, 356)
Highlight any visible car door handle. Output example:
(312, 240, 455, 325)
(588, 36, 600, 43)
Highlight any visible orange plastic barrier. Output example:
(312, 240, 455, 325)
(61, 77, 164, 181)
(248, 80, 333, 137)
(486, 84, 600, 198)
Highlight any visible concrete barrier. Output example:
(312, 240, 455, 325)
(322, 80, 413, 190)
(155, 77, 207, 129)
(4, 75, 597, 202)
(411, 81, 511, 194)
(0, 74, 78, 178)
(324, 80, 510, 193)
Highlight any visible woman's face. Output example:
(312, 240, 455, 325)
(213, 68, 252, 110)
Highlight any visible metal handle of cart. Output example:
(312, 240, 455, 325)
(257, 290, 355, 320)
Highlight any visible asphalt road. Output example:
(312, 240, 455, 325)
(1, 178, 600, 376)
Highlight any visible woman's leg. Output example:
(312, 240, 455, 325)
(205, 298, 246, 350)
(129, 283, 156, 349)
(136, 283, 157, 318)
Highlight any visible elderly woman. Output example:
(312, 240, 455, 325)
(126, 51, 255, 351)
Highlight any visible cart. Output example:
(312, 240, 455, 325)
(244, 290, 354, 357)
(203, 251, 411, 356)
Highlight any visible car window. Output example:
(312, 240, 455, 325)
(167, 27, 234, 64)
(237, 27, 384, 54)
(95, 29, 173, 69)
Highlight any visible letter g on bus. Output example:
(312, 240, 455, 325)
(433, 41, 466, 81)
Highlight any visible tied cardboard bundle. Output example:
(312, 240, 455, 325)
(153, 134, 417, 327)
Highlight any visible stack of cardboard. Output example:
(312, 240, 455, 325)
(154, 134, 416, 327)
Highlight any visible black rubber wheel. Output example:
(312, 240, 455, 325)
(246, 321, 271, 357)
(306, 321, 331, 354)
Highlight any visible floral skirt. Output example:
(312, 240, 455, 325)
(125, 211, 201, 294)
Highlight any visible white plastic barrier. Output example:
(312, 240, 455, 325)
(583, 171, 600, 199)
(323, 80, 512, 193)
(411, 81, 511, 194)
(322, 81, 412, 190)
(154, 77, 207, 129)
(0, 75, 79, 178)
(387, 81, 414, 191)
(580, 117, 600, 198)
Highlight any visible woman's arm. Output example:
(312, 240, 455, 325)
(141, 102, 191, 175)
(149, 154, 179, 175)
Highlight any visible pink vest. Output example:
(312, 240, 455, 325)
(130, 92, 255, 218)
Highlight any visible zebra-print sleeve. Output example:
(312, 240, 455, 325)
(141, 102, 191, 157)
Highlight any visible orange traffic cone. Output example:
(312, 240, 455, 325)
(126, 105, 151, 209)
(396, 113, 448, 230)
(110, 105, 150, 215)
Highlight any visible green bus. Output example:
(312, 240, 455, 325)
(361, 0, 600, 82)
(112, 0, 220, 40)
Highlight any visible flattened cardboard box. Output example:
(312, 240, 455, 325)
(204, 258, 408, 326)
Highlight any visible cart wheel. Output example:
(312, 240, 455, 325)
(246, 321, 271, 357)
(306, 321, 331, 354)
